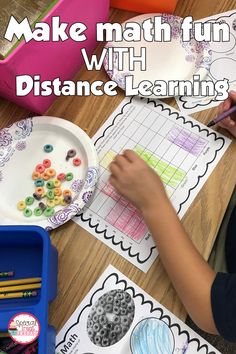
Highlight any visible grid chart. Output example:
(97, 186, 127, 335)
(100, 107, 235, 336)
(89, 106, 209, 244)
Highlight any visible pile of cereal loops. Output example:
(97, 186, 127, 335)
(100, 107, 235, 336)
(17, 146, 81, 218)
(87, 289, 135, 347)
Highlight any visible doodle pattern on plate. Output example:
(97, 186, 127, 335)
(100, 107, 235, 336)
(12, 118, 33, 140)
(162, 15, 212, 70)
(104, 15, 212, 90)
(85, 167, 99, 189)
(47, 166, 99, 228)
(0, 117, 99, 230)
(16, 141, 27, 151)
(48, 203, 81, 227)
(71, 179, 84, 193)
(0, 119, 33, 182)
(0, 128, 13, 147)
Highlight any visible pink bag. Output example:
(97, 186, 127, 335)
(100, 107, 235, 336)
(0, 0, 109, 113)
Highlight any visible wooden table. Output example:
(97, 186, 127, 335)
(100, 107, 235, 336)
(0, 0, 236, 333)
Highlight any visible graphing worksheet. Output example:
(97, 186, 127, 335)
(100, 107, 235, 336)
(74, 97, 231, 272)
(56, 265, 220, 354)
(176, 10, 236, 114)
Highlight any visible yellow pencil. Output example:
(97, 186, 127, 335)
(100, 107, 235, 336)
(0, 283, 41, 292)
(0, 277, 41, 287)
(0, 332, 9, 338)
(0, 290, 38, 299)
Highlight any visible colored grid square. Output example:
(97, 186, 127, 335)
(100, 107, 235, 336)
(100, 151, 116, 169)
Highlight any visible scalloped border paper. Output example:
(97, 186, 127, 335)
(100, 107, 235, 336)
(176, 10, 236, 115)
(56, 265, 220, 354)
(73, 97, 231, 272)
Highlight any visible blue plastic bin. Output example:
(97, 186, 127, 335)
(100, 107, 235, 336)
(0, 225, 58, 353)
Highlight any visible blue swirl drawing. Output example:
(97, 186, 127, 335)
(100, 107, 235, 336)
(12, 118, 33, 140)
(131, 318, 175, 354)
(71, 179, 84, 193)
(84, 167, 99, 189)
(0, 146, 14, 167)
(16, 141, 27, 151)
(0, 128, 12, 147)
(48, 204, 81, 227)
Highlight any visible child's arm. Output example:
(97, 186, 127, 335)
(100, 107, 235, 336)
(109, 150, 218, 334)
(218, 91, 236, 137)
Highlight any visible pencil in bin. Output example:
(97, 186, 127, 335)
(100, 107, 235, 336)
(0, 271, 14, 278)
(0, 291, 38, 299)
(0, 277, 41, 300)
(0, 277, 41, 287)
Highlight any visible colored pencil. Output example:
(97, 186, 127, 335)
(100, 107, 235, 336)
(0, 278, 41, 287)
(0, 283, 41, 293)
(0, 332, 9, 338)
(207, 105, 236, 127)
(0, 290, 38, 299)
(0, 271, 14, 278)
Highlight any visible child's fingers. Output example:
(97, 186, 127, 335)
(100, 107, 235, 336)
(109, 161, 120, 177)
(113, 154, 130, 169)
(227, 92, 236, 113)
(123, 149, 139, 162)
(219, 118, 236, 129)
(223, 97, 231, 112)
(218, 97, 231, 115)
(218, 102, 224, 115)
(229, 90, 236, 103)
(217, 91, 236, 127)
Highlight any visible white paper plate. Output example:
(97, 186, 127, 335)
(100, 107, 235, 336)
(104, 13, 212, 98)
(0, 117, 99, 230)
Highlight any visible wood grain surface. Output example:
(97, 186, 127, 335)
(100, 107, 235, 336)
(0, 0, 235, 333)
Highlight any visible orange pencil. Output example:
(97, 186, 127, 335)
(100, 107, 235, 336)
(0, 277, 41, 287)
(0, 283, 41, 293)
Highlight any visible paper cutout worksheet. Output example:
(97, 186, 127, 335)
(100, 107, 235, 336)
(56, 265, 220, 354)
(74, 97, 231, 272)
(176, 10, 236, 114)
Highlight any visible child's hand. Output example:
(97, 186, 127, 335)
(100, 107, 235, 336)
(109, 150, 169, 213)
(218, 91, 236, 138)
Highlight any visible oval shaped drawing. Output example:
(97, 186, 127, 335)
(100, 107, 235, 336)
(87, 289, 135, 347)
(210, 57, 236, 82)
(210, 32, 236, 53)
(130, 318, 175, 354)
